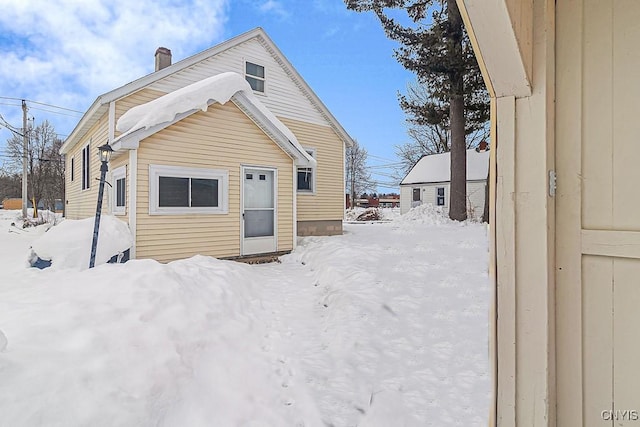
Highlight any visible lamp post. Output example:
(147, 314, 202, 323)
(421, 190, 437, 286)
(89, 143, 113, 268)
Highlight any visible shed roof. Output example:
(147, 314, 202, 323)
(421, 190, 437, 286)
(400, 149, 490, 185)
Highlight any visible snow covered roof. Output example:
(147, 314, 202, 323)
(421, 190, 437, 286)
(60, 27, 354, 155)
(400, 149, 490, 185)
(111, 72, 315, 167)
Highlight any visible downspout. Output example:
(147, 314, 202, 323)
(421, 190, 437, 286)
(292, 162, 297, 248)
(128, 149, 137, 259)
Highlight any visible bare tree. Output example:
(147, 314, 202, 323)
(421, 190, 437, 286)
(395, 80, 489, 178)
(4, 120, 64, 211)
(345, 139, 375, 208)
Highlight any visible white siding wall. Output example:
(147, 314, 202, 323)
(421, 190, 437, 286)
(466, 181, 486, 220)
(400, 185, 413, 214)
(400, 180, 486, 220)
(148, 38, 327, 127)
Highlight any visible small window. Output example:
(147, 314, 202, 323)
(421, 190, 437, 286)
(412, 188, 421, 202)
(81, 144, 90, 190)
(246, 173, 253, 180)
(149, 165, 228, 215)
(112, 166, 126, 215)
(259, 174, 266, 181)
(297, 148, 316, 193)
(436, 187, 445, 206)
(245, 61, 265, 92)
(70, 157, 75, 181)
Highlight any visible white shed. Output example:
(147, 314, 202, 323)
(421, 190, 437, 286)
(399, 149, 490, 219)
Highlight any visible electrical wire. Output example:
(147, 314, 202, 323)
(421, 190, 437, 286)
(0, 96, 83, 114)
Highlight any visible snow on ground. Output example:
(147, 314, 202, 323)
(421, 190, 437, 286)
(0, 206, 490, 426)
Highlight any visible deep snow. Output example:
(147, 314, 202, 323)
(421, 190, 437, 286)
(0, 206, 490, 426)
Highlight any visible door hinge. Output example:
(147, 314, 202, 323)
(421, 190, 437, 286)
(549, 170, 557, 197)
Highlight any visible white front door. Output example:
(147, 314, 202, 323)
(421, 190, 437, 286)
(242, 167, 276, 255)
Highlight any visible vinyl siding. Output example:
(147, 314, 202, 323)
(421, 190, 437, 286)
(135, 101, 294, 263)
(148, 38, 327, 126)
(279, 117, 344, 222)
(64, 116, 109, 219)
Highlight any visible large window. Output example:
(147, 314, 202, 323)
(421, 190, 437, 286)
(245, 61, 265, 93)
(149, 165, 228, 215)
(436, 187, 445, 206)
(112, 166, 126, 215)
(297, 148, 316, 193)
(81, 144, 90, 190)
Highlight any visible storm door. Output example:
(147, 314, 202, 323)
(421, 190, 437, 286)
(242, 167, 276, 255)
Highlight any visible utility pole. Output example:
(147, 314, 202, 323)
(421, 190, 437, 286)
(22, 100, 28, 219)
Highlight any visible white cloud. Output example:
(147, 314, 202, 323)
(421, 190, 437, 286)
(0, 0, 229, 144)
(258, 0, 290, 19)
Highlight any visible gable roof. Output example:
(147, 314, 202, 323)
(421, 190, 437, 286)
(61, 27, 354, 155)
(111, 72, 315, 166)
(400, 149, 490, 185)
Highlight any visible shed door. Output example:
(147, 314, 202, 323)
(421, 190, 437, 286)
(556, 1, 640, 425)
(242, 167, 276, 256)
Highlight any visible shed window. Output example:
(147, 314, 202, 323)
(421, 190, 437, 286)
(70, 157, 75, 181)
(149, 165, 228, 215)
(245, 62, 265, 92)
(436, 187, 445, 206)
(412, 188, 421, 202)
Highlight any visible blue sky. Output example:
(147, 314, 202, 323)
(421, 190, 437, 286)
(0, 0, 415, 191)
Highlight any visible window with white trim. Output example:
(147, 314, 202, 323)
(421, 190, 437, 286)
(436, 187, 445, 206)
(297, 148, 316, 193)
(245, 61, 265, 93)
(81, 144, 90, 190)
(112, 166, 126, 215)
(70, 156, 75, 181)
(149, 165, 228, 215)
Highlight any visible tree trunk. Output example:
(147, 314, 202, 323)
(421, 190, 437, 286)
(482, 161, 490, 223)
(448, 0, 467, 221)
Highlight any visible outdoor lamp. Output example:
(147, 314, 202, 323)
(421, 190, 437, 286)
(89, 142, 113, 268)
(98, 143, 113, 163)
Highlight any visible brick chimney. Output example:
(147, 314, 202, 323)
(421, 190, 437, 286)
(155, 47, 172, 71)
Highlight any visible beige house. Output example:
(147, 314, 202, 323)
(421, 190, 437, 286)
(60, 28, 353, 263)
(399, 148, 489, 220)
(458, 0, 640, 425)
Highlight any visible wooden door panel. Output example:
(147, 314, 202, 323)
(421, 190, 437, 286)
(613, 258, 640, 424)
(582, 256, 614, 427)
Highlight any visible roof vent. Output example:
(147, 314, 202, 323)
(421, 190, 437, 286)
(155, 47, 172, 71)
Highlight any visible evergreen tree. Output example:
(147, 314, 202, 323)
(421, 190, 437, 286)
(345, 0, 489, 220)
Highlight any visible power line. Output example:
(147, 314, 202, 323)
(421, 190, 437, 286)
(28, 105, 83, 118)
(0, 96, 83, 114)
(368, 153, 398, 162)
